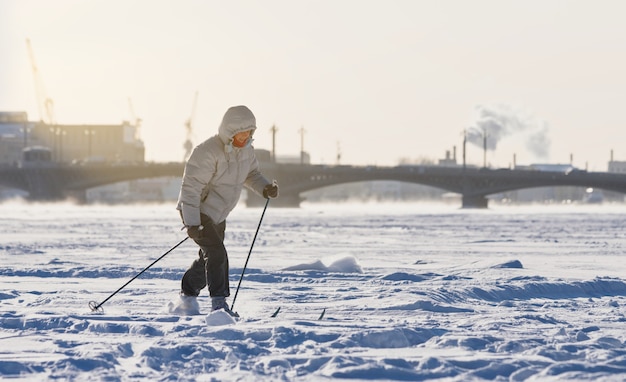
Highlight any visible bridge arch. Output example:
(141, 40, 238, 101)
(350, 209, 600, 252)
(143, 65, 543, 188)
(2, 162, 626, 208)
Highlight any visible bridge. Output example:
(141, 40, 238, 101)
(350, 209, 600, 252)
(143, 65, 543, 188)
(2, 162, 626, 208)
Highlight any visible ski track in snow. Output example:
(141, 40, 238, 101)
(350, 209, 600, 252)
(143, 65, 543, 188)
(1, 202, 626, 381)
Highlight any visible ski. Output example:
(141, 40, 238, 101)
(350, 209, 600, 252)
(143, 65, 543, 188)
(318, 308, 326, 320)
(268, 307, 326, 320)
(271, 307, 281, 318)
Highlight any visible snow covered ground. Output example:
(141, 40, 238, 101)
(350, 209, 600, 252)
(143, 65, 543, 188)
(1, 201, 626, 381)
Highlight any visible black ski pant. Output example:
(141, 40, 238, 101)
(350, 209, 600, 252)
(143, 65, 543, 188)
(181, 214, 230, 298)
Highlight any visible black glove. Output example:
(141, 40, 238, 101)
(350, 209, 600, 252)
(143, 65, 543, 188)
(263, 181, 279, 199)
(186, 225, 204, 240)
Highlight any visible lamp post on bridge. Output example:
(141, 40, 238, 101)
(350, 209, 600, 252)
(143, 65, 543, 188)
(336, 141, 342, 165)
(299, 126, 306, 165)
(270, 124, 277, 163)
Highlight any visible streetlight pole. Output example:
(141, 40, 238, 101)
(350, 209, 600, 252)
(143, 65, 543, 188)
(270, 124, 277, 163)
(299, 126, 306, 165)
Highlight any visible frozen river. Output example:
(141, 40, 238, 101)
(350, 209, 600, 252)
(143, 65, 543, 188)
(1, 201, 625, 381)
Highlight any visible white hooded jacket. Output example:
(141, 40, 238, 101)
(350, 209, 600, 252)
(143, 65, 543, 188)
(176, 106, 270, 226)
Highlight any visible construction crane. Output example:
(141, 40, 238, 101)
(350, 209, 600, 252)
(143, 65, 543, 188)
(183, 91, 198, 161)
(26, 38, 55, 125)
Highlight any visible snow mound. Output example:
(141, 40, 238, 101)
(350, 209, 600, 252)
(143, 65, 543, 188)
(282, 259, 328, 271)
(167, 295, 200, 316)
(493, 260, 524, 269)
(381, 272, 437, 282)
(205, 310, 237, 326)
(387, 300, 474, 313)
(283, 254, 363, 273)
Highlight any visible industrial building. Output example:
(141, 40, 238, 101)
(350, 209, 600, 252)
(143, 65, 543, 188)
(0, 111, 144, 166)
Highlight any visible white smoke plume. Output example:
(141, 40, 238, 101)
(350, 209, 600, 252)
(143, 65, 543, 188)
(466, 104, 551, 159)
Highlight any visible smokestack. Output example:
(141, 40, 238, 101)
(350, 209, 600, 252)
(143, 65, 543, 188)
(483, 129, 487, 168)
(570, 153, 573, 165)
(453, 146, 457, 162)
(611, 149, 614, 162)
(467, 104, 551, 161)
(513, 153, 516, 169)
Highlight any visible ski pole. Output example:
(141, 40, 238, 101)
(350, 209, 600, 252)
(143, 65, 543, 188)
(231, 197, 270, 312)
(89, 236, 189, 312)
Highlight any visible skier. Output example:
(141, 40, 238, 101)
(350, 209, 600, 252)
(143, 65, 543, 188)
(174, 105, 278, 316)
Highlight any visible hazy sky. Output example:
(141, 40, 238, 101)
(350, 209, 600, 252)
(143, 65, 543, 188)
(2, 0, 625, 170)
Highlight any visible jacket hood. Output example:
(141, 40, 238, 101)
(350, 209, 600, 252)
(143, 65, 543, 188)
(218, 106, 257, 149)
